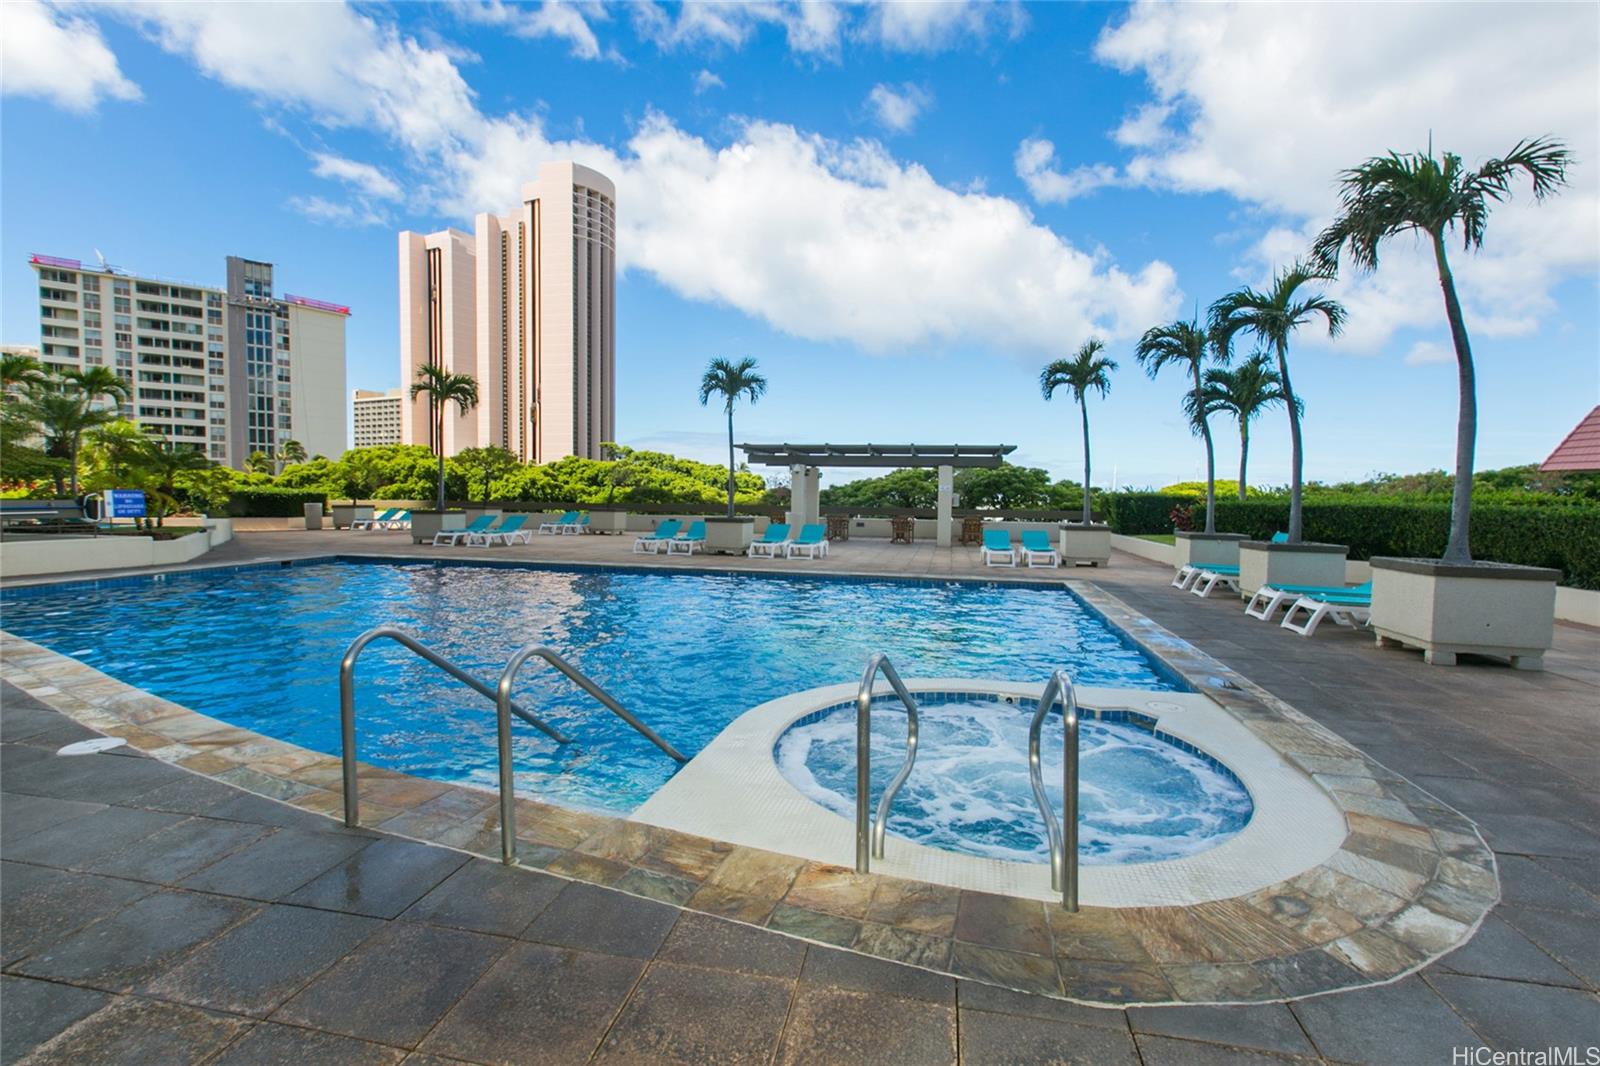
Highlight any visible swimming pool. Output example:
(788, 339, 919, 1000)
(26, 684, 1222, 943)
(0, 558, 1184, 813)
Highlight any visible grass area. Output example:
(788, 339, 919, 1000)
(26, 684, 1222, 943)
(1137, 533, 1176, 544)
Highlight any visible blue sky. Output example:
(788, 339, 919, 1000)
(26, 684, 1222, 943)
(3, 1, 1596, 489)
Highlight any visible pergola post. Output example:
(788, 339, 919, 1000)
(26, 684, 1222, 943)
(805, 467, 821, 526)
(936, 464, 954, 547)
(788, 464, 809, 528)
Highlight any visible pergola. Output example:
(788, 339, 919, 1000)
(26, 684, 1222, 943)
(739, 443, 1016, 547)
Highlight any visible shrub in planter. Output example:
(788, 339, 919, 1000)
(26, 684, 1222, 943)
(226, 489, 329, 517)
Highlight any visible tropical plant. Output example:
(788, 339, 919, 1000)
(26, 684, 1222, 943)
(1040, 339, 1118, 525)
(409, 365, 480, 510)
(1311, 136, 1571, 563)
(63, 366, 132, 410)
(137, 440, 214, 525)
(276, 438, 307, 472)
(1, 352, 46, 392)
(21, 374, 121, 495)
(1135, 317, 1224, 532)
(698, 357, 768, 518)
(454, 445, 518, 505)
(245, 451, 276, 475)
(1208, 264, 1346, 542)
(84, 420, 156, 487)
(1189, 353, 1297, 501)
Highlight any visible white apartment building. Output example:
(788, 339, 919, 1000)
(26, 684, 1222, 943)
(398, 160, 615, 463)
(352, 388, 402, 447)
(28, 253, 348, 467)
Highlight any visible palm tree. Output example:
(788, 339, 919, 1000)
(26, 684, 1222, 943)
(409, 364, 479, 510)
(1189, 354, 1297, 501)
(698, 357, 767, 518)
(276, 438, 307, 473)
(64, 366, 132, 416)
(1312, 137, 1570, 563)
(1, 352, 46, 393)
(1208, 264, 1346, 542)
(245, 451, 276, 475)
(86, 420, 155, 485)
(138, 437, 214, 526)
(1135, 318, 1224, 532)
(1040, 339, 1118, 525)
(22, 379, 118, 496)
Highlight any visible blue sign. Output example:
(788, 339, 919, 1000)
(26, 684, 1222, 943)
(106, 489, 146, 518)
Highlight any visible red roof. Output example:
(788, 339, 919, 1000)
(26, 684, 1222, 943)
(1542, 406, 1600, 472)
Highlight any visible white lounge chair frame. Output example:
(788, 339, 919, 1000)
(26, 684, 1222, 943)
(981, 544, 1016, 568)
(666, 532, 705, 555)
(1171, 565, 1203, 590)
(1190, 569, 1239, 598)
(1280, 596, 1372, 637)
(471, 524, 534, 547)
(786, 537, 829, 559)
(749, 537, 790, 559)
(1022, 544, 1059, 568)
(1245, 586, 1306, 620)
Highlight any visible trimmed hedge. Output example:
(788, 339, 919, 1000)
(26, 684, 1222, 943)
(1103, 493, 1196, 535)
(226, 489, 329, 517)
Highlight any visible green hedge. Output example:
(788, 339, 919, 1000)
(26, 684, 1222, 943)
(226, 489, 329, 517)
(1199, 499, 1600, 589)
(1102, 493, 1196, 535)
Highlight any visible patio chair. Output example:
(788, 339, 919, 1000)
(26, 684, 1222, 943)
(351, 508, 398, 531)
(433, 515, 498, 546)
(1280, 589, 1373, 637)
(786, 523, 830, 559)
(749, 523, 791, 559)
(557, 512, 590, 535)
(383, 510, 412, 530)
(540, 510, 579, 535)
(634, 519, 682, 554)
(1172, 530, 1288, 588)
(471, 513, 533, 546)
(1190, 565, 1240, 598)
(1246, 581, 1371, 621)
(1020, 530, 1059, 568)
(666, 520, 707, 555)
(981, 529, 1016, 567)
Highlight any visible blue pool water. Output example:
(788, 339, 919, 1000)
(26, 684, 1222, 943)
(777, 698, 1253, 865)
(0, 559, 1183, 813)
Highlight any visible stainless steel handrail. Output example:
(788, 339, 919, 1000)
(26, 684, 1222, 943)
(1028, 669, 1080, 911)
(338, 626, 570, 836)
(854, 653, 921, 874)
(494, 643, 688, 865)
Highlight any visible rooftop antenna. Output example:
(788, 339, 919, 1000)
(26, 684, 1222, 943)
(94, 249, 108, 270)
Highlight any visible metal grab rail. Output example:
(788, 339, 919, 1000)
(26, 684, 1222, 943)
(1028, 669, 1080, 911)
(338, 626, 570, 835)
(854, 653, 921, 874)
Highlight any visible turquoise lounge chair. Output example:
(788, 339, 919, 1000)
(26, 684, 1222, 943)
(1020, 530, 1058, 568)
(1281, 586, 1373, 637)
(1246, 580, 1371, 620)
(666, 520, 707, 555)
(634, 519, 682, 554)
(351, 508, 398, 531)
(540, 510, 579, 535)
(981, 528, 1015, 567)
(433, 514, 497, 546)
(787, 523, 829, 559)
(472, 513, 532, 546)
(749, 523, 791, 558)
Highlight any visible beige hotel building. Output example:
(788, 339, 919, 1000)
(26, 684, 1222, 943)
(398, 161, 616, 463)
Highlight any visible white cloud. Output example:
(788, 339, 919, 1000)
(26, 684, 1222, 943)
(310, 152, 402, 200)
(458, 0, 609, 61)
(692, 68, 724, 94)
(1404, 341, 1453, 367)
(1, 0, 141, 112)
(864, 1, 1028, 52)
(286, 195, 387, 227)
(1095, 1, 1600, 352)
(631, 1, 843, 58)
(865, 82, 930, 133)
(1014, 138, 1118, 204)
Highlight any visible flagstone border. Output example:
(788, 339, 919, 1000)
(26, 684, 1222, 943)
(0, 558, 1498, 1007)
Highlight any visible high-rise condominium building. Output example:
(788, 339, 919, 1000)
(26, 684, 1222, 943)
(28, 253, 348, 467)
(352, 388, 402, 447)
(398, 161, 615, 463)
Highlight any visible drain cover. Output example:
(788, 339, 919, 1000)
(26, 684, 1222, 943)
(57, 738, 128, 756)
(1144, 700, 1184, 714)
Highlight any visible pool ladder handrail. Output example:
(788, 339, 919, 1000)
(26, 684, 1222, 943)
(854, 652, 921, 874)
(1028, 669, 1080, 912)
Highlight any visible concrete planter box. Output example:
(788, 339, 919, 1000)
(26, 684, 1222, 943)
(1238, 541, 1348, 597)
(1174, 532, 1248, 570)
(704, 516, 755, 555)
(303, 503, 324, 530)
(1370, 557, 1558, 669)
(1058, 523, 1111, 567)
(410, 510, 465, 544)
(460, 506, 503, 522)
(330, 504, 374, 530)
(587, 510, 629, 534)
(0, 530, 210, 577)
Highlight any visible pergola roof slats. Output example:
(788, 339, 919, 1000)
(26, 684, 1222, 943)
(739, 443, 1016, 468)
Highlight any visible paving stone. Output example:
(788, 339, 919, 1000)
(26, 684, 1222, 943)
(612, 866, 697, 905)
(208, 1023, 407, 1065)
(866, 876, 961, 937)
(956, 890, 1052, 956)
(0, 866, 155, 966)
(1058, 958, 1172, 1004)
(521, 880, 677, 959)
(0, 791, 105, 845)
(0, 749, 176, 804)
(656, 910, 806, 978)
(1436, 913, 1586, 987)
(205, 791, 341, 829)
(1158, 961, 1281, 1002)
(775, 984, 956, 1066)
(282, 837, 468, 918)
(766, 902, 861, 947)
(1127, 1003, 1317, 1058)
(1133, 1033, 1312, 1066)
(0, 975, 110, 1065)
(956, 979, 1131, 1031)
(802, 943, 956, 1004)
(400, 858, 564, 936)
(0, 804, 184, 869)
(1426, 972, 1600, 1051)
(1495, 903, 1600, 987)
(1472, 813, 1600, 859)
(20, 995, 250, 1066)
(420, 942, 645, 1065)
(960, 1007, 1142, 1066)
(272, 920, 510, 1047)
(1290, 975, 1484, 1064)
(1257, 947, 1362, 998)
(178, 826, 374, 900)
(144, 903, 382, 1015)
(122, 773, 247, 816)
(1496, 854, 1600, 914)
(782, 861, 876, 919)
(92, 816, 270, 884)
(593, 961, 792, 1066)
(12, 888, 255, 991)
(853, 920, 952, 969)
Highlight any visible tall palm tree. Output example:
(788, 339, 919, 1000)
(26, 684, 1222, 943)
(1040, 339, 1118, 525)
(276, 438, 307, 473)
(1188, 354, 1297, 501)
(698, 357, 767, 518)
(64, 366, 132, 410)
(410, 365, 479, 510)
(138, 437, 214, 526)
(1312, 137, 1570, 563)
(1208, 264, 1346, 542)
(86, 420, 155, 485)
(22, 379, 117, 496)
(1, 352, 46, 393)
(1135, 318, 1224, 532)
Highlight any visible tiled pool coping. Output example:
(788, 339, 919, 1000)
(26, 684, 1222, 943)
(0, 559, 1499, 1007)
